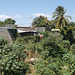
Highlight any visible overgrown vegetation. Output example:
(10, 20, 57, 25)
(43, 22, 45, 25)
(0, 6, 75, 75)
(0, 37, 29, 75)
(0, 29, 75, 75)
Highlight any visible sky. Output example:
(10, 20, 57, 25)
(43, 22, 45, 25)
(0, 0, 75, 27)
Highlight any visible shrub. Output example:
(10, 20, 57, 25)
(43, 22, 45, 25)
(62, 53, 75, 72)
(40, 37, 64, 59)
(60, 40, 70, 53)
(61, 40, 70, 49)
(16, 36, 34, 44)
(35, 59, 63, 75)
(0, 37, 8, 49)
(34, 34, 40, 42)
(0, 41, 29, 75)
(40, 31, 49, 38)
(70, 43, 75, 54)
(35, 60, 55, 75)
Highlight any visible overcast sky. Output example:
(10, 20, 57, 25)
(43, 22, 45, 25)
(0, 0, 75, 27)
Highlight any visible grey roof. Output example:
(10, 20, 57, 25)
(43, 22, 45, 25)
(17, 29, 36, 33)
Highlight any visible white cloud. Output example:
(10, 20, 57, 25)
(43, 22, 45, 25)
(33, 13, 52, 18)
(14, 15, 22, 18)
(71, 15, 75, 17)
(0, 15, 12, 21)
(0, 15, 22, 21)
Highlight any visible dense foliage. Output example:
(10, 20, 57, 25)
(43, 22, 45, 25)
(35, 32, 75, 75)
(0, 38, 29, 75)
(0, 18, 17, 28)
(0, 31, 75, 75)
(32, 16, 51, 27)
(4, 18, 16, 24)
(60, 26, 75, 44)
(0, 6, 75, 75)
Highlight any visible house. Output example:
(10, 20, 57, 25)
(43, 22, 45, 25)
(17, 27, 48, 32)
(0, 27, 17, 43)
(17, 27, 37, 36)
(17, 26, 51, 36)
(17, 30, 37, 36)
(34, 27, 46, 32)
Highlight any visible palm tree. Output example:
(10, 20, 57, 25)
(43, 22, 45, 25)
(52, 6, 72, 28)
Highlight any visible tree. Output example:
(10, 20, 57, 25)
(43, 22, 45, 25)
(32, 16, 51, 27)
(4, 18, 17, 28)
(0, 18, 17, 27)
(60, 27, 74, 44)
(0, 21, 5, 27)
(70, 22, 75, 27)
(4, 18, 16, 24)
(52, 6, 72, 28)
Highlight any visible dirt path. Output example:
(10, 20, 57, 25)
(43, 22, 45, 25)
(25, 58, 37, 75)
(26, 64, 36, 75)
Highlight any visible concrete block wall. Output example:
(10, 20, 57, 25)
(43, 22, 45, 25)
(0, 27, 14, 43)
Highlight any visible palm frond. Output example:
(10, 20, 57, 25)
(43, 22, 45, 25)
(52, 15, 58, 18)
(63, 9, 66, 14)
(56, 16, 61, 28)
(53, 11, 59, 15)
(62, 18, 66, 26)
(52, 17, 59, 24)
(64, 17, 70, 24)
(65, 15, 72, 19)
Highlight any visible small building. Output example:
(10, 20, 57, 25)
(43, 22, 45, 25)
(17, 29, 37, 36)
(17, 27, 50, 36)
(17, 27, 47, 32)
(0, 27, 17, 43)
(35, 27, 46, 32)
(17, 27, 37, 36)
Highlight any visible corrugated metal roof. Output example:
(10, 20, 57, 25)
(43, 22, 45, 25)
(17, 30, 27, 33)
(17, 30, 36, 33)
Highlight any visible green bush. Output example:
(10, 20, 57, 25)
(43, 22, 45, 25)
(61, 40, 70, 49)
(1, 43, 12, 56)
(40, 31, 49, 38)
(16, 36, 34, 44)
(62, 53, 75, 72)
(34, 34, 40, 42)
(35, 58, 63, 75)
(0, 37, 8, 49)
(39, 37, 64, 59)
(0, 41, 29, 75)
(37, 32, 71, 59)
(48, 32, 63, 44)
(70, 43, 75, 54)
(23, 36, 34, 42)
(35, 60, 55, 75)
(0, 55, 28, 75)
(60, 40, 70, 54)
